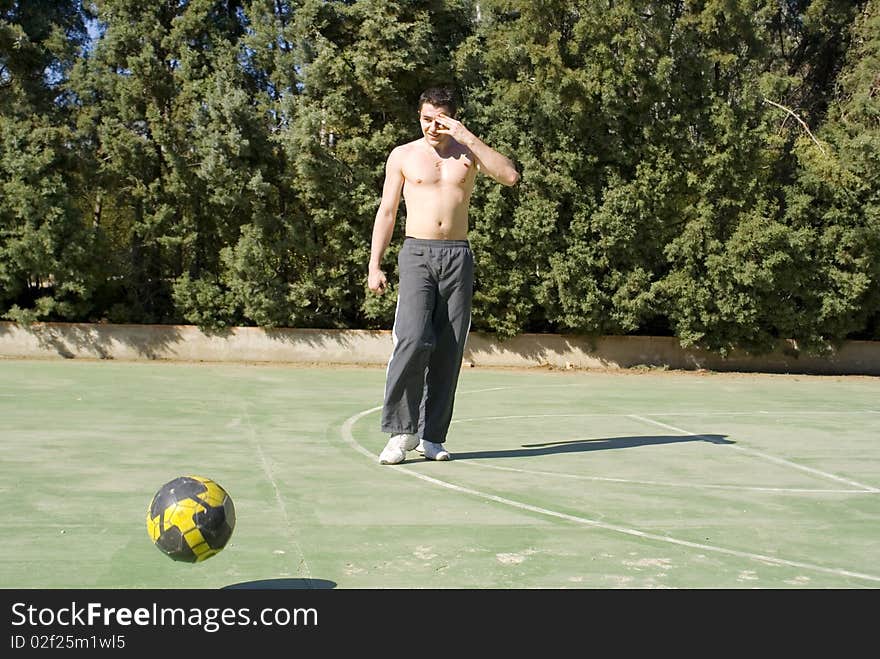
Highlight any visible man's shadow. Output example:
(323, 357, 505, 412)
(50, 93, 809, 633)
(450, 434, 731, 460)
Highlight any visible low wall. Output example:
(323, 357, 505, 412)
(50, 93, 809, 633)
(0, 321, 878, 376)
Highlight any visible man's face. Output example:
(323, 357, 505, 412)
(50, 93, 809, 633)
(419, 102, 453, 146)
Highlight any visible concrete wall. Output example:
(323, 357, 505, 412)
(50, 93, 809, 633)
(0, 321, 878, 375)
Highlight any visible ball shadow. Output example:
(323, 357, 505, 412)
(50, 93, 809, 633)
(222, 578, 337, 590)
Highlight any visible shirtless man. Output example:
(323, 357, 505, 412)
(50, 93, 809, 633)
(368, 87, 520, 465)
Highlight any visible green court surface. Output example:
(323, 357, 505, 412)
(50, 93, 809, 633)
(1, 358, 878, 589)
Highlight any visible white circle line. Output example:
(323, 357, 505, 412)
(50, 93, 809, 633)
(341, 407, 880, 584)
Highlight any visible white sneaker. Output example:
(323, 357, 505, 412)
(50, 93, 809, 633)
(379, 433, 419, 465)
(421, 440, 451, 461)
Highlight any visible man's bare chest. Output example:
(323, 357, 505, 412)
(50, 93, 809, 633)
(403, 153, 476, 187)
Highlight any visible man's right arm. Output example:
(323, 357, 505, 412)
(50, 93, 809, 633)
(368, 148, 405, 294)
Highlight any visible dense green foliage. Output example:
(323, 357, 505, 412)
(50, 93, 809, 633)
(1, 0, 877, 354)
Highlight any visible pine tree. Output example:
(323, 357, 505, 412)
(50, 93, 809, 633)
(782, 0, 880, 346)
(0, 0, 97, 322)
(70, 0, 257, 323)
(459, 0, 782, 344)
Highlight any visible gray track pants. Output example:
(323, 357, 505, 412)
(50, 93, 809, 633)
(381, 238, 474, 444)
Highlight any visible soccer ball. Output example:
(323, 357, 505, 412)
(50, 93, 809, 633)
(146, 475, 236, 563)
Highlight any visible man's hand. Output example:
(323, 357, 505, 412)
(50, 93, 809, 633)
(436, 113, 475, 147)
(368, 267, 388, 294)
(437, 112, 520, 187)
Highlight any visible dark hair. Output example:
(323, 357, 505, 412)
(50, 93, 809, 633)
(418, 87, 458, 116)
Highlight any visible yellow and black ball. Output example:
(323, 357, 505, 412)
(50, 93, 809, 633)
(146, 475, 235, 563)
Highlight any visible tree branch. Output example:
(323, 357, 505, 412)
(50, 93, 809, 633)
(764, 98, 826, 155)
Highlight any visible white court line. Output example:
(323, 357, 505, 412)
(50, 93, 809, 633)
(451, 405, 879, 492)
(654, 411, 880, 416)
(239, 401, 314, 585)
(458, 387, 519, 394)
(628, 415, 880, 493)
(458, 384, 880, 419)
(342, 406, 880, 584)
(452, 460, 871, 494)
(454, 413, 637, 423)
(452, 411, 880, 423)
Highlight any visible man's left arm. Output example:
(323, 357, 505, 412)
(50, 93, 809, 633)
(437, 113, 520, 187)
